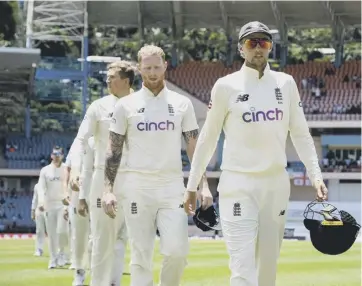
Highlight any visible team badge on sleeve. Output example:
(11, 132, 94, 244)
(208, 99, 212, 110)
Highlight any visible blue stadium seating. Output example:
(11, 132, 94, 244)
(5, 132, 74, 167)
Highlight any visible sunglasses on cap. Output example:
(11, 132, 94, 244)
(243, 38, 272, 50)
(52, 150, 63, 156)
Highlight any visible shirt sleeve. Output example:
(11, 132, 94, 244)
(109, 100, 128, 135)
(37, 168, 47, 207)
(187, 79, 229, 191)
(182, 99, 199, 132)
(71, 102, 98, 170)
(79, 142, 94, 200)
(288, 76, 323, 184)
(31, 184, 38, 210)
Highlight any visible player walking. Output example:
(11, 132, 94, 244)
(31, 183, 46, 257)
(184, 21, 328, 286)
(103, 45, 213, 286)
(37, 146, 70, 269)
(64, 137, 94, 286)
(69, 61, 135, 286)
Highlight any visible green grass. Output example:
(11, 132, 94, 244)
(0, 239, 360, 286)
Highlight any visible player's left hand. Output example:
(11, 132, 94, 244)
(183, 190, 197, 216)
(102, 192, 117, 219)
(314, 179, 328, 201)
(198, 187, 213, 210)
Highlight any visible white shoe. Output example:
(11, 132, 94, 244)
(48, 259, 57, 269)
(72, 269, 85, 286)
(57, 253, 66, 267)
(34, 249, 43, 257)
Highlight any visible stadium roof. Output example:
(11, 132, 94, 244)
(88, 1, 361, 29)
(0, 48, 40, 93)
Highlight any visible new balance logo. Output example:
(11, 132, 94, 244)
(233, 203, 241, 216)
(275, 88, 283, 104)
(179, 203, 184, 208)
(168, 104, 174, 116)
(96, 198, 101, 208)
(138, 108, 145, 113)
(236, 94, 249, 103)
(108, 112, 113, 118)
(131, 202, 138, 214)
(279, 210, 285, 216)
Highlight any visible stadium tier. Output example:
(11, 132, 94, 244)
(166, 60, 361, 121)
(0, 191, 34, 231)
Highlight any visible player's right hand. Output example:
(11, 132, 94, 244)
(62, 196, 70, 206)
(69, 170, 80, 191)
(31, 210, 35, 221)
(78, 199, 89, 217)
(63, 209, 69, 221)
(102, 192, 117, 219)
(183, 190, 197, 216)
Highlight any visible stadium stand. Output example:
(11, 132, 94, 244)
(166, 60, 361, 120)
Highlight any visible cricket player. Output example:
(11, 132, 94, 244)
(31, 183, 46, 257)
(102, 45, 213, 286)
(63, 146, 75, 270)
(184, 21, 328, 286)
(37, 146, 70, 269)
(69, 60, 136, 286)
(63, 138, 93, 286)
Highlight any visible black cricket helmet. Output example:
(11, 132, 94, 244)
(303, 200, 360, 255)
(193, 205, 222, 232)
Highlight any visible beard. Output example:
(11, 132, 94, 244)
(143, 76, 164, 91)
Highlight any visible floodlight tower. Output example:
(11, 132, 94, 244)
(25, 0, 89, 116)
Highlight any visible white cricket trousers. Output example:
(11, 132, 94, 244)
(218, 169, 290, 286)
(69, 191, 90, 270)
(89, 169, 128, 286)
(35, 210, 46, 251)
(116, 172, 189, 286)
(44, 206, 69, 262)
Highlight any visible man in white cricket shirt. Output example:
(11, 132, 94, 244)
(184, 22, 328, 286)
(64, 137, 93, 286)
(38, 146, 70, 269)
(69, 61, 135, 286)
(63, 146, 75, 270)
(31, 183, 46, 257)
(102, 45, 213, 286)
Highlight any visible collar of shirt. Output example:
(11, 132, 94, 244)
(141, 83, 168, 98)
(240, 63, 271, 80)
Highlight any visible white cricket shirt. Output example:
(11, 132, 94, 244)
(38, 163, 67, 210)
(187, 64, 323, 190)
(79, 137, 95, 200)
(110, 85, 199, 179)
(71, 95, 120, 171)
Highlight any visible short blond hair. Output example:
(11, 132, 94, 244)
(137, 45, 166, 62)
(107, 60, 135, 86)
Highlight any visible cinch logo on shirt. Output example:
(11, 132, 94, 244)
(242, 107, 283, 123)
(137, 120, 175, 131)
